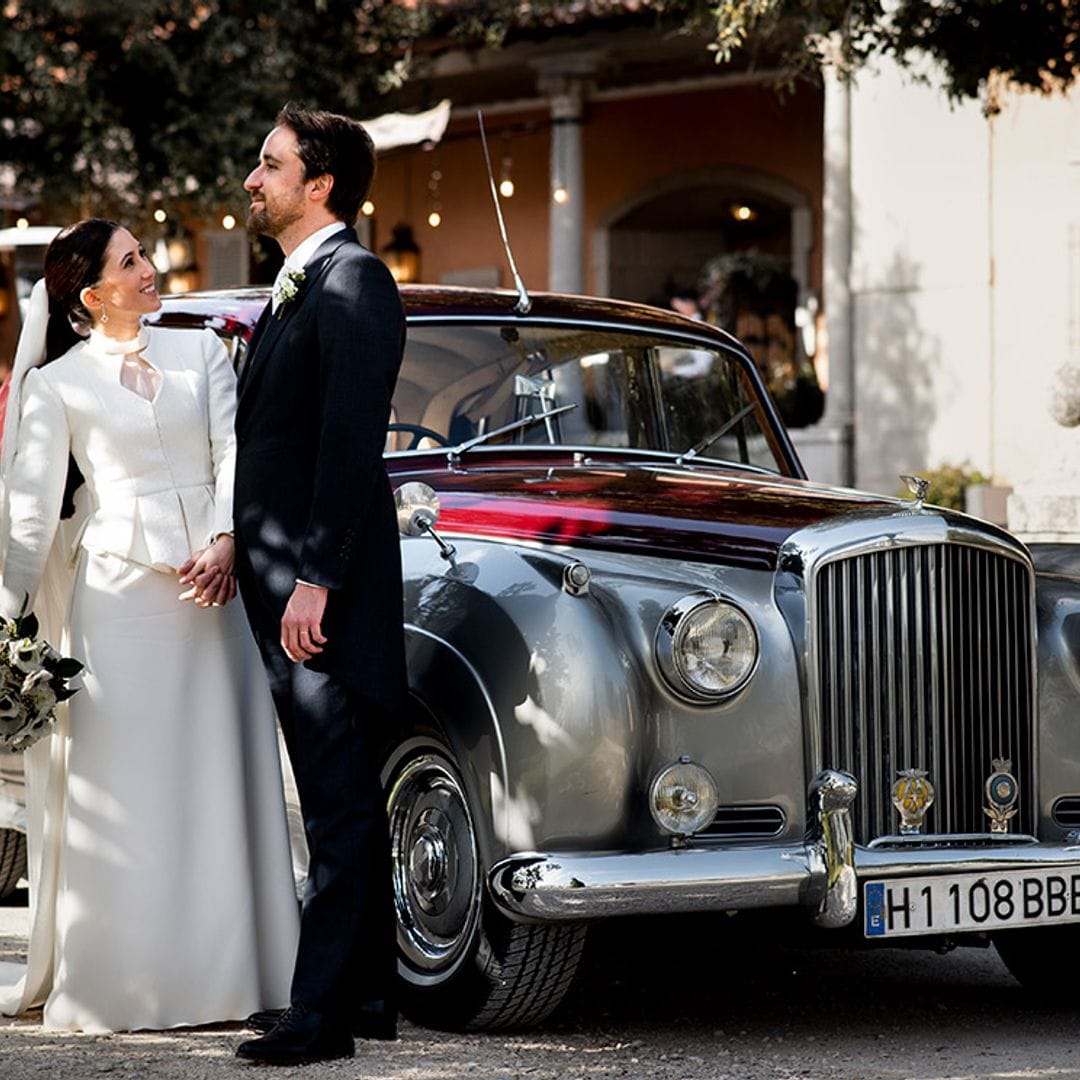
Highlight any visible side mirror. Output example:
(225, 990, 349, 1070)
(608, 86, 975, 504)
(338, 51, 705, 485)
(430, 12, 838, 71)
(394, 481, 456, 563)
(395, 481, 441, 538)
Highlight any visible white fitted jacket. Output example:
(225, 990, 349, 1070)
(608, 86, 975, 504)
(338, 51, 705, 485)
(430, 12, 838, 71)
(0, 327, 235, 614)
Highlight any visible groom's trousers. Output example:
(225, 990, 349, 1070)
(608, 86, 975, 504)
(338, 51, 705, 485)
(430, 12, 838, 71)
(241, 587, 398, 1020)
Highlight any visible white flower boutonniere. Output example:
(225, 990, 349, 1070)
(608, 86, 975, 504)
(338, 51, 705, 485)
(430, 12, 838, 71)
(274, 266, 306, 317)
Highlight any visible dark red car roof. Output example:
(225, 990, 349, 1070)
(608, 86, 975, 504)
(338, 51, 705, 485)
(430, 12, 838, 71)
(156, 284, 749, 354)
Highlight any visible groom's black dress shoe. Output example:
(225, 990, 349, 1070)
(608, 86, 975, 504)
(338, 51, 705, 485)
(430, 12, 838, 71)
(235, 1003, 354, 1065)
(245, 998, 398, 1040)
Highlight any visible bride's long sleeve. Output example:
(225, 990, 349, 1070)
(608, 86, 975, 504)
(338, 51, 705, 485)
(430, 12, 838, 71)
(204, 331, 236, 541)
(0, 368, 69, 617)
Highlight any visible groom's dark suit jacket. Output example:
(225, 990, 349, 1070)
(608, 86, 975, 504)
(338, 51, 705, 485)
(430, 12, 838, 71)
(234, 228, 407, 714)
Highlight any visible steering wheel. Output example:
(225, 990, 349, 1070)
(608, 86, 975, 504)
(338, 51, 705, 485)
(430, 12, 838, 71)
(387, 422, 451, 450)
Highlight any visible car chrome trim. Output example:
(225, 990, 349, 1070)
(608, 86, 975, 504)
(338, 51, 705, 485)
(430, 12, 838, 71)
(489, 845, 816, 920)
(654, 592, 759, 703)
(489, 841, 1080, 923)
(782, 514, 1037, 846)
(807, 769, 858, 928)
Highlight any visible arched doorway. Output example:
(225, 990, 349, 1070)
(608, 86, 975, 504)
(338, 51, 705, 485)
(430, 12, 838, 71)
(593, 168, 820, 427)
(594, 167, 813, 305)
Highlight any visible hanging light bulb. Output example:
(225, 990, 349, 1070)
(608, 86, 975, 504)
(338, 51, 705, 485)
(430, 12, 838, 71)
(499, 135, 514, 198)
(221, 214, 236, 230)
(361, 199, 375, 217)
(153, 208, 168, 224)
(427, 164, 442, 229)
(553, 186, 569, 204)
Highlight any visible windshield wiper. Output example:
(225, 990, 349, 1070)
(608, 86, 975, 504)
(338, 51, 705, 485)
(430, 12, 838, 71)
(674, 403, 757, 466)
(448, 403, 578, 465)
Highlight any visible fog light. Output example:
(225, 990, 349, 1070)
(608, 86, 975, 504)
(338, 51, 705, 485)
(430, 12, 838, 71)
(649, 758, 719, 836)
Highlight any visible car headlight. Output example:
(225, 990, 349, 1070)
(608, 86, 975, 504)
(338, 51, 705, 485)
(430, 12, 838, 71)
(655, 593, 759, 701)
(650, 758, 720, 835)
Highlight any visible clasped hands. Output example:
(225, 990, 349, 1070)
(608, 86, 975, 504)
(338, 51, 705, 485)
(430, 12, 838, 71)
(177, 534, 236, 607)
(177, 537, 327, 662)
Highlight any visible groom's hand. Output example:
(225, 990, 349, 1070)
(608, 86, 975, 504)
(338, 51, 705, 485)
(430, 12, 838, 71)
(281, 582, 328, 662)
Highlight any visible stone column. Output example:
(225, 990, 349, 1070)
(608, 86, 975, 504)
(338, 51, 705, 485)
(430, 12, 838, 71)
(818, 61, 856, 487)
(534, 54, 601, 295)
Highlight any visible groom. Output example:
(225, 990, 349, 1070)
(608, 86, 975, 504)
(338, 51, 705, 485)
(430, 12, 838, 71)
(232, 104, 407, 1066)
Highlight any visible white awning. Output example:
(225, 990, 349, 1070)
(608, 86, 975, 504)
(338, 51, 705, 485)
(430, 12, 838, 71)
(0, 226, 61, 249)
(363, 99, 452, 152)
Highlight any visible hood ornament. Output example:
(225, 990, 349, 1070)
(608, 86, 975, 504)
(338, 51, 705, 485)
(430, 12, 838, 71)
(984, 758, 1019, 833)
(900, 474, 930, 511)
(891, 768, 935, 835)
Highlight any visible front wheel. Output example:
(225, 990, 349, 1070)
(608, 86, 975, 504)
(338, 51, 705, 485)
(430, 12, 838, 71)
(385, 745, 586, 1031)
(995, 925, 1080, 996)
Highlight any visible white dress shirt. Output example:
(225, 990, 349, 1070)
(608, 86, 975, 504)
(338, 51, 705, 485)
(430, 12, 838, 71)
(270, 221, 346, 313)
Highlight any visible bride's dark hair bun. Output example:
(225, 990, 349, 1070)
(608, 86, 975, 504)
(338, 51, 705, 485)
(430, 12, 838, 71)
(43, 218, 120, 362)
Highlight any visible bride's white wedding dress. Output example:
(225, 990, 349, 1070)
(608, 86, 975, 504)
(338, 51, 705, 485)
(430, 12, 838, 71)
(0, 324, 299, 1032)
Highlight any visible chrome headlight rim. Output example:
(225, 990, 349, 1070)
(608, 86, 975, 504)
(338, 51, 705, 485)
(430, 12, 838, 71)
(655, 591, 759, 703)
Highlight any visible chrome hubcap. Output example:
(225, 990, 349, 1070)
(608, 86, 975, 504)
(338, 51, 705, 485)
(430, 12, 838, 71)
(387, 753, 480, 980)
(409, 820, 449, 904)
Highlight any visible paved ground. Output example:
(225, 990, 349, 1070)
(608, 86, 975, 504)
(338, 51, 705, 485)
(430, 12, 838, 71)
(4, 897, 1080, 1079)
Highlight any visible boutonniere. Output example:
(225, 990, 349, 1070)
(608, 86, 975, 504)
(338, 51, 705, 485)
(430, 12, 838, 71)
(274, 266, 305, 317)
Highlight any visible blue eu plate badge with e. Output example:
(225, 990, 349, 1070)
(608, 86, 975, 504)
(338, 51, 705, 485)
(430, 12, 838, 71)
(865, 881, 886, 936)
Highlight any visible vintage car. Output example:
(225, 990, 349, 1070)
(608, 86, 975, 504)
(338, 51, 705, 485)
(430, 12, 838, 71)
(3, 282, 1080, 1030)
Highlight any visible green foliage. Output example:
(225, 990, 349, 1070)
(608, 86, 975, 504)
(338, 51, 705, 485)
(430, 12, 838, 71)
(1, 1, 1075, 220)
(702, 0, 1079, 107)
(0, 1, 438, 223)
(900, 462, 990, 511)
(444, 2, 1078, 106)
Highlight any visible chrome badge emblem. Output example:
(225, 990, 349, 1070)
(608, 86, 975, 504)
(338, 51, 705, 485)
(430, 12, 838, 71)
(891, 768, 935, 835)
(900, 474, 930, 511)
(984, 758, 1019, 833)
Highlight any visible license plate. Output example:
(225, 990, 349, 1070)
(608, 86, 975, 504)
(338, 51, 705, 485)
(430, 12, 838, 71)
(864, 869, 1080, 938)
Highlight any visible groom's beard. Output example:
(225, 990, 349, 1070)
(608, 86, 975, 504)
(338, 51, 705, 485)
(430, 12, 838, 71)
(247, 198, 303, 240)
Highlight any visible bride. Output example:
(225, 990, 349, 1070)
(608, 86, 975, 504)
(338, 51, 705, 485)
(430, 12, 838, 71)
(0, 218, 299, 1032)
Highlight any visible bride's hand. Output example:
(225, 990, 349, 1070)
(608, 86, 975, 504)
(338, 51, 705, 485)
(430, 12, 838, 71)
(178, 535, 236, 607)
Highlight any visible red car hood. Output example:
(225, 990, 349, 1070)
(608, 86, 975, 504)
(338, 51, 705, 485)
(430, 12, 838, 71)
(389, 453, 900, 571)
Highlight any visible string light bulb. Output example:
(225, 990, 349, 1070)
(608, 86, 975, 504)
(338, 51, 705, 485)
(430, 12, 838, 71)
(153, 209, 168, 224)
(221, 214, 236, 230)
(499, 143, 514, 198)
(553, 186, 569, 205)
(361, 199, 375, 217)
(427, 164, 442, 229)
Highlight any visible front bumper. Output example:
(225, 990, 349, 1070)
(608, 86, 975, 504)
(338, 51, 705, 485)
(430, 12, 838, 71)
(489, 770, 1080, 926)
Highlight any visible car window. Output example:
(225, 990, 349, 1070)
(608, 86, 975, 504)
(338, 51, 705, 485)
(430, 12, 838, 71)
(656, 345, 782, 473)
(397, 324, 786, 474)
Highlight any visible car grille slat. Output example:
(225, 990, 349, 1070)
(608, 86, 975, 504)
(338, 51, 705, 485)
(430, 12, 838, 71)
(813, 543, 1034, 846)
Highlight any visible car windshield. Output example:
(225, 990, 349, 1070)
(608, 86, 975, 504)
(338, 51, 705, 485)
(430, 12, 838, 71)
(391, 324, 788, 474)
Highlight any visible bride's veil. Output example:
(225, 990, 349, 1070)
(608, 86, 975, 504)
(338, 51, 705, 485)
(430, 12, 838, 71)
(0, 277, 81, 1015)
(0, 278, 86, 643)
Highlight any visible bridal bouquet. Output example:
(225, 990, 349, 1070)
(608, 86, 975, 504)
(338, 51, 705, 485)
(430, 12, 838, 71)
(0, 600, 82, 751)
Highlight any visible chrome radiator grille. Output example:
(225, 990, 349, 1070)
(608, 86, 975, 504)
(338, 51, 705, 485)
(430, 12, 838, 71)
(812, 543, 1035, 845)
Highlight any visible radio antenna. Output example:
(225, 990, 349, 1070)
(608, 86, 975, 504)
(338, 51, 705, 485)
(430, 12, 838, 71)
(478, 110, 531, 315)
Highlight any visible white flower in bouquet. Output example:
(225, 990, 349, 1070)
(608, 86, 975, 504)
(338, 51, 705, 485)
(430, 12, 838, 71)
(6, 636, 46, 674)
(0, 597, 83, 752)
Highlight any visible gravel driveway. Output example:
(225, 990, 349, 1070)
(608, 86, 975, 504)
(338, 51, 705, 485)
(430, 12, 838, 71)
(5, 899, 1080, 1079)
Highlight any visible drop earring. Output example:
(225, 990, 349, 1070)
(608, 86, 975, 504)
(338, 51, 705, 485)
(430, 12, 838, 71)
(100, 304, 108, 325)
